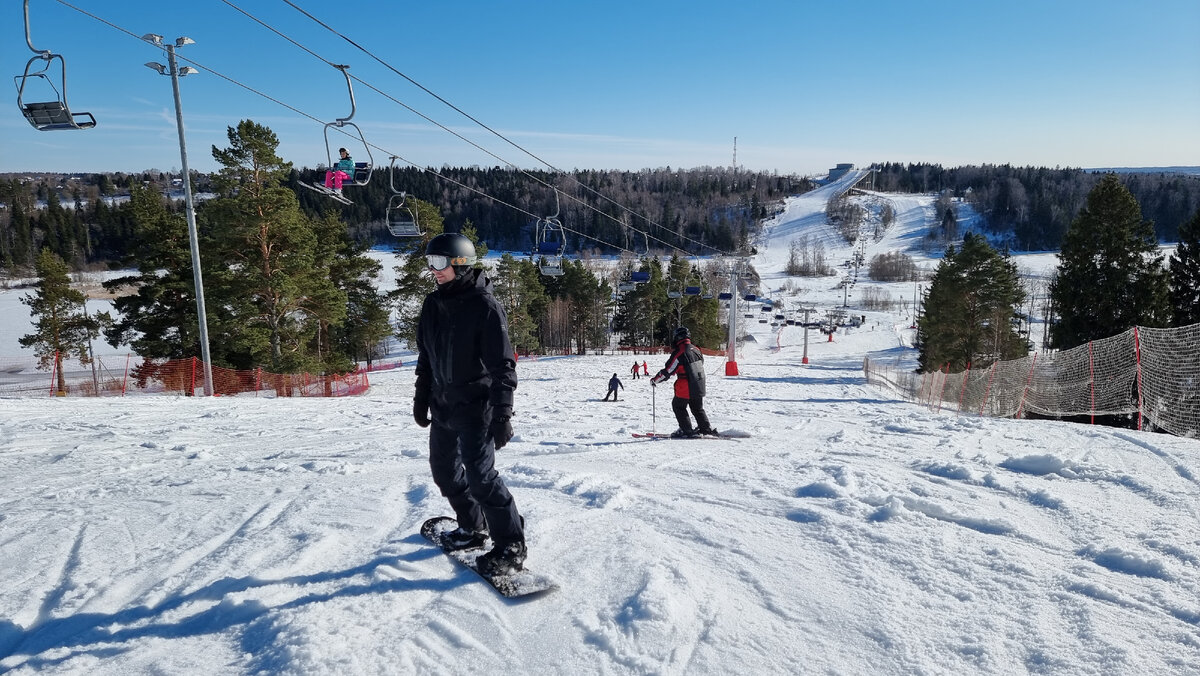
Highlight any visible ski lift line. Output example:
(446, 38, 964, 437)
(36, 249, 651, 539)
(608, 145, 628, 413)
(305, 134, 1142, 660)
(220, 0, 338, 70)
(278, 0, 735, 259)
(235, 0, 728, 259)
(322, 73, 703, 258)
(46, 2, 662, 260)
(223, 0, 692, 257)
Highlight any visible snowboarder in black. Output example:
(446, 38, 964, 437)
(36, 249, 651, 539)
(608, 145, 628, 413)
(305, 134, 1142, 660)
(414, 233, 526, 575)
(651, 327, 718, 437)
(604, 373, 624, 401)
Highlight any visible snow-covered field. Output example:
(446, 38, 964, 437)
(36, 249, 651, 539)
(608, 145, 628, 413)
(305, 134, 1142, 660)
(2, 173, 1198, 674)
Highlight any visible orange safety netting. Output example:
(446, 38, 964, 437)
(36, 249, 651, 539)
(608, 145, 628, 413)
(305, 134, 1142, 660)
(0, 354, 369, 398)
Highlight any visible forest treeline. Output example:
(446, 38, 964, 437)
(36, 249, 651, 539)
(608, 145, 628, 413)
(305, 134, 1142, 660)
(2, 162, 1198, 274)
(0, 166, 805, 272)
(870, 162, 1200, 250)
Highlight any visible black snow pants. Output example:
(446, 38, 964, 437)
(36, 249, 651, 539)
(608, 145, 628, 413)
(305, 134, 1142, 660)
(672, 395, 711, 434)
(428, 402, 524, 545)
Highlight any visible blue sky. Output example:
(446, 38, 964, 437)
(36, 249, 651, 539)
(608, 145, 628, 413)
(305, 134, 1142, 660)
(2, 0, 1198, 176)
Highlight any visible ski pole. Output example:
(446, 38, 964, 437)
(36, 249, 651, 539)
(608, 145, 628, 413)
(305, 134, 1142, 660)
(652, 381, 657, 434)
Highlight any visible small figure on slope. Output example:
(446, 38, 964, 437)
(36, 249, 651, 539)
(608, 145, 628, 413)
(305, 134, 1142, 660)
(603, 373, 624, 401)
(650, 327, 718, 438)
(631, 361, 640, 380)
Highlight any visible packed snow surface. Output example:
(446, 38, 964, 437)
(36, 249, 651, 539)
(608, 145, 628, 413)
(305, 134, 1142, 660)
(2, 171, 1198, 674)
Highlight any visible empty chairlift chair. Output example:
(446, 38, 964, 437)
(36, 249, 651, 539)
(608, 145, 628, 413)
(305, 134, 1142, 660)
(385, 157, 422, 238)
(15, 0, 95, 131)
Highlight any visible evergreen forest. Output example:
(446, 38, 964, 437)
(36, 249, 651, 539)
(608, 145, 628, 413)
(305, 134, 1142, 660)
(3, 163, 1198, 275)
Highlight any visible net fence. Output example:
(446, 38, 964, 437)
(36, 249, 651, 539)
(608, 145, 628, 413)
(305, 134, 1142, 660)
(864, 323, 1200, 439)
(0, 355, 369, 398)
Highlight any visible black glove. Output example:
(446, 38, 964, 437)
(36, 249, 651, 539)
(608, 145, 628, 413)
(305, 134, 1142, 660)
(489, 415, 513, 450)
(413, 395, 430, 428)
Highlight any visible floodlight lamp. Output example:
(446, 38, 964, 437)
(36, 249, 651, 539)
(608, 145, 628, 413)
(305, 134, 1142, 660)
(144, 62, 167, 75)
(141, 34, 164, 46)
(175, 37, 195, 47)
(179, 67, 199, 76)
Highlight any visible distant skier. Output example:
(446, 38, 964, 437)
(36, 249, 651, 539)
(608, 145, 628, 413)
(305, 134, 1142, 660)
(651, 327, 717, 437)
(631, 361, 640, 380)
(604, 373, 624, 401)
(642, 360, 649, 376)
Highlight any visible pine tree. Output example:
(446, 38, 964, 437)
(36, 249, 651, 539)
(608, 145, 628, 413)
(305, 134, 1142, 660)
(205, 120, 344, 372)
(20, 248, 100, 394)
(1049, 174, 1171, 348)
(1168, 208, 1200, 327)
(918, 233, 1027, 372)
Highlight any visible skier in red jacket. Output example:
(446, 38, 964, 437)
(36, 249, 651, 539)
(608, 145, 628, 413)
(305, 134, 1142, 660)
(650, 327, 718, 438)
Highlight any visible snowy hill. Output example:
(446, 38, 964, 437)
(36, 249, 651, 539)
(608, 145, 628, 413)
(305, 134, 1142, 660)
(2, 181, 1199, 675)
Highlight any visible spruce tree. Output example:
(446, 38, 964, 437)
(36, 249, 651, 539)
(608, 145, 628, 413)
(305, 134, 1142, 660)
(388, 198, 446, 348)
(20, 248, 100, 394)
(492, 253, 546, 354)
(1168, 208, 1200, 327)
(1049, 174, 1171, 348)
(918, 233, 1027, 372)
(102, 185, 202, 359)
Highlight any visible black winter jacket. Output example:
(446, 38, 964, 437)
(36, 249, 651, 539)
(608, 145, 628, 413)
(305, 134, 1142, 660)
(414, 268, 516, 417)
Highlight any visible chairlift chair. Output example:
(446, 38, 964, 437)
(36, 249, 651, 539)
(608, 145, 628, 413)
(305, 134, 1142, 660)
(15, 0, 95, 131)
(533, 220, 565, 276)
(321, 65, 373, 188)
(631, 270, 651, 284)
(385, 157, 422, 237)
(718, 292, 733, 301)
(532, 190, 566, 276)
(684, 285, 701, 296)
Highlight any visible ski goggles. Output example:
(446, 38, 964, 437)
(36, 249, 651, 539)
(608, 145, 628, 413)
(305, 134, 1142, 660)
(426, 254, 471, 271)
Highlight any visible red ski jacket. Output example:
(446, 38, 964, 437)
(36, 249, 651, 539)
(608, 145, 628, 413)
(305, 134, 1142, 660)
(651, 338, 706, 399)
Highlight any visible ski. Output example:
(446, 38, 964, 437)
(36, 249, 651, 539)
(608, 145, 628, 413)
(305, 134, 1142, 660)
(300, 181, 353, 204)
(631, 432, 740, 441)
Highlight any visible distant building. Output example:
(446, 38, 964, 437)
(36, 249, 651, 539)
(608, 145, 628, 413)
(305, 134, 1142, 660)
(828, 163, 855, 182)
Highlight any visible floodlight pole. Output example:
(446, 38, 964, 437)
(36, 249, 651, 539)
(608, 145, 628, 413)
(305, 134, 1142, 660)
(146, 36, 213, 396)
(724, 260, 741, 376)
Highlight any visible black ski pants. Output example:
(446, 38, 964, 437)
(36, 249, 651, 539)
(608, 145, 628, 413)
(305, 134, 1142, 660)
(672, 395, 711, 433)
(428, 403, 524, 545)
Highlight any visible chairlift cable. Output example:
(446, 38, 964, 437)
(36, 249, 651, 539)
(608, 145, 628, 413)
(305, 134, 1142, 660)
(46, 1, 678, 260)
(277, 0, 735, 259)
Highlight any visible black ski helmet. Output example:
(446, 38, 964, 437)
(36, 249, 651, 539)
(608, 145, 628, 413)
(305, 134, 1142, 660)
(673, 326, 690, 343)
(426, 233, 477, 273)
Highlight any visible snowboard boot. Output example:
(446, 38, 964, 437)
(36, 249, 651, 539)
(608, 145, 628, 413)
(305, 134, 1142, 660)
(444, 526, 489, 551)
(697, 427, 720, 436)
(670, 428, 698, 438)
(476, 540, 527, 576)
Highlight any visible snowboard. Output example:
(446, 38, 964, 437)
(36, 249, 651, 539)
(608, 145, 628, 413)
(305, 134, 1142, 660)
(420, 516, 557, 599)
(300, 181, 353, 204)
